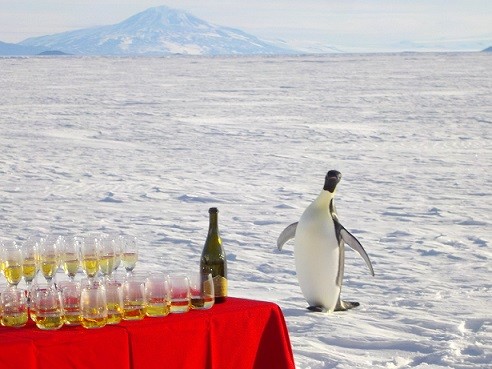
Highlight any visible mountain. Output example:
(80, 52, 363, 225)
(0, 41, 46, 56)
(18, 6, 294, 56)
(483, 46, 492, 52)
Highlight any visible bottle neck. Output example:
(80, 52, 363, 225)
(208, 212, 219, 235)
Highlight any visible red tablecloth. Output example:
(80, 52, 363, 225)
(0, 297, 295, 369)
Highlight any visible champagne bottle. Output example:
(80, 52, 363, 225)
(200, 207, 227, 303)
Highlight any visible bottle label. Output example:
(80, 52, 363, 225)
(212, 275, 228, 297)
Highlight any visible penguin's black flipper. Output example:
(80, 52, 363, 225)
(277, 222, 298, 251)
(334, 219, 375, 276)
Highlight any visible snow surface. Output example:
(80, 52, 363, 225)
(0, 53, 491, 368)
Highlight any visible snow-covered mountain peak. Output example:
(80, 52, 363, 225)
(18, 6, 294, 56)
(121, 6, 204, 30)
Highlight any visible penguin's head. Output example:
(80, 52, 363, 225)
(323, 170, 342, 193)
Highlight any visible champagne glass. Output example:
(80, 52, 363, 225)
(0, 241, 6, 277)
(120, 235, 138, 276)
(1, 241, 6, 277)
(39, 235, 60, 285)
(2, 240, 23, 288)
(80, 236, 100, 281)
(61, 236, 81, 281)
(98, 236, 116, 281)
(21, 236, 40, 299)
(112, 235, 123, 275)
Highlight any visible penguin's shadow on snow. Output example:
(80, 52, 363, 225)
(282, 308, 321, 317)
(273, 248, 293, 256)
(282, 306, 363, 317)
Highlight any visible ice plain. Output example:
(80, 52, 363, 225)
(0, 53, 491, 368)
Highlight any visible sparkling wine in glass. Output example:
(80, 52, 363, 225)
(80, 236, 100, 280)
(21, 236, 40, 295)
(120, 235, 138, 276)
(39, 235, 61, 285)
(2, 240, 23, 288)
(0, 244, 4, 277)
(98, 236, 116, 281)
(61, 236, 81, 281)
(112, 235, 123, 275)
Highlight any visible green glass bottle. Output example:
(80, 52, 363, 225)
(200, 207, 227, 303)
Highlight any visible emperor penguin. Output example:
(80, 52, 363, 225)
(277, 170, 375, 313)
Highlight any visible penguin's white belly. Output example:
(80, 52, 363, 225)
(294, 211, 340, 312)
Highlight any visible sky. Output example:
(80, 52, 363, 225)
(0, 0, 491, 51)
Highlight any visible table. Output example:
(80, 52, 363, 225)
(0, 297, 295, 369)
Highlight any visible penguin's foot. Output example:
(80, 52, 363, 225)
(307, 305, 325, 313)
(306, 301, 360, 313)
(335, 300, 360, 311)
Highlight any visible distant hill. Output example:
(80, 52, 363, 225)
(17, 6, 295, 56)
(37, 50, 71, 56)
(483, 46, 492, 52)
